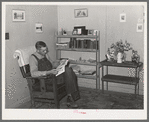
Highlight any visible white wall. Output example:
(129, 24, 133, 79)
(106, 5, 144, 94)
(58, 5, 144, 94)
(5, 5, 58, 108)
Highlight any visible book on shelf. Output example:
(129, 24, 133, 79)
(93, 40, 99, 49)
(78, 39, 81, 48)
(68, 38, 98, 50)
(74, 39, 77, 48)
(86, 39, 91, 49)
(55, 59, 69, 76)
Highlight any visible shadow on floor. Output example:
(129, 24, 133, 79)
(17, 87, 143, 109)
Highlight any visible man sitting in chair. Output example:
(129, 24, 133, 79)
(29, 41, 80, 108)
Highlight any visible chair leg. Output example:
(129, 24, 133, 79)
(31, 99, 35, 108)
(55, 100, 60, 109)
(102, 80, 104, 93)
(138, 83, 139, 95)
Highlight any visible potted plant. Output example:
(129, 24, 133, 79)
(106, 40, 133, 63)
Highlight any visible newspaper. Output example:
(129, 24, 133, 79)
(55, 59, 69, 76)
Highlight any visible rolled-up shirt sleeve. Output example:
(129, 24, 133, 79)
(29, 55, 47, 77)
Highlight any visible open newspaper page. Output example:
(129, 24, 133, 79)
(55, 59, 69, 76)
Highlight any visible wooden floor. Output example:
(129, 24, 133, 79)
(17, 87, 143, 109)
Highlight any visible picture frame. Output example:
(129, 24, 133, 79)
(12, 10, 25, 21)
(88, 29, 94, 35)
(120, 13, 126, 22)
(35, 23, 43, 33)
(74, 8, 88, 18)
(137, 23, 143, 32)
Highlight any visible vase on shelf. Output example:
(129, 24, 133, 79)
(117, 52, 123, 63)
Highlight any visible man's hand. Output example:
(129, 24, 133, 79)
(46, 69, 58, 75)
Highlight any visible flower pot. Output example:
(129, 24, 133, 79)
(117, 52, 123, 63)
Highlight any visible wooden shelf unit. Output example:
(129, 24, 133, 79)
(55, 32, 100, 89)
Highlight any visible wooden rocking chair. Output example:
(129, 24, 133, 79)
(15, 47, 67, 108)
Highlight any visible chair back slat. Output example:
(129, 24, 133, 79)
(19, 64, 31, 78)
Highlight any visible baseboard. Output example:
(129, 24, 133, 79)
(6, 96, 30, 108)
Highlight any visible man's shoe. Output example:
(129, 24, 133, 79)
(67, 95, 74, 103)
(67, 95, 78, 108)
(67, 102, 78, 108)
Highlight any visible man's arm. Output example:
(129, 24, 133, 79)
(29, 55, 47, 77)
(29, 55, 57, 77)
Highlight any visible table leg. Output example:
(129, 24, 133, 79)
(106, 66, 108, 91)
(136, 67, 139, 95)
(137, 68, 140, 95)
(102, 80, 104, 93)
(135, 84, 137, 96)
(102, 66, 104, 93)
(138, 83, 139, 95)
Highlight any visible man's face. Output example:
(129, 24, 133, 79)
(38, 46, 49, 56)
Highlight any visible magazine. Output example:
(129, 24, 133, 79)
(55, 59, 69, 76)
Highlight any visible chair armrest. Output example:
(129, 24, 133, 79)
(26, 74, 55, 79)
(26, 76, 47, 79)
(26, 74, 57, 93)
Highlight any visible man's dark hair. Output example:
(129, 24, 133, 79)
(35, 41, 46, 49)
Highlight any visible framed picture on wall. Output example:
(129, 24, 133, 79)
(137, 23, 143, 32)
(120, 13, 126, 22)
(74, 8, 88, 18)
(12, 10, 25, 21)
(35, 23, 43, 33)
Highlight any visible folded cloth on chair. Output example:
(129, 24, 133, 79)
(13, 46, 36, 67)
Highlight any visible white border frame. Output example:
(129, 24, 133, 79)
(2, 2, 147, 120)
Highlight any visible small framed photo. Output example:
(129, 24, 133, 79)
(12, 10, 25, 21)
(120, 13, 126, 22)
(74, 8, 88, 18)
(88, 30, 94, 35)
(35, 23, 43, 33)
(137, 23, 143, 32)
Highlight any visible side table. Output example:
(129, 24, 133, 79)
(100, 59, 143, 96)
